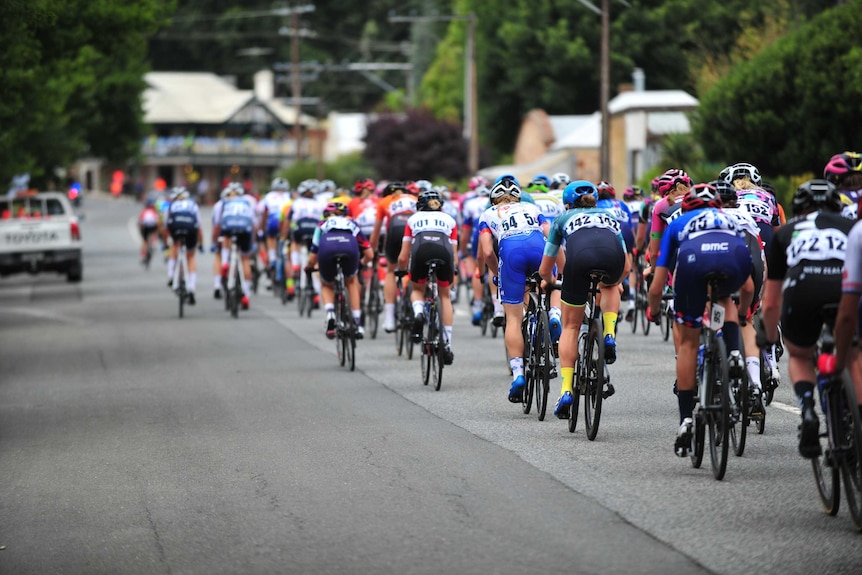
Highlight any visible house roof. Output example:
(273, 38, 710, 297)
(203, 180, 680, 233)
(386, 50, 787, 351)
(550, 112, 602, 150)
(143, 72, 315, 127)
(608, 90, 698, 114)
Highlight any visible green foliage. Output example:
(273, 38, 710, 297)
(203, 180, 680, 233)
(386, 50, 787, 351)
(0, 0, 172, 187)
(695, 1, 862, 176)
(279, 152, 377, 189)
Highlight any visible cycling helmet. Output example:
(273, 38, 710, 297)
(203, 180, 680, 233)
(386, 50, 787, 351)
(144, 197, 156, 207)
(475, 184, 491, 198)
(712, 179, 737, 205)
(319, 179, 336, 193)
(623, 186, 643, 199)
(656, 169, 691, 197)
(596, 181, 615, 199)
(469, 175, 489, 191)
(550, 172, 571, 190)
(494, 173, 521, 188)
(562, 180, 598, 207)
(526, 177, 549, 193)
(169, 186, 189, 201)
(323, 202, 348, 219)
(724, 162, 762, 186)
(353, 178, 376, 195)
(382, 181, 406, 197)
(823, 151, 862, 185)
(220, 182, 244, 199)
(792, 179, 842, 216)
(490, 178, 522, 202)
(432, 185, 451, 201)
(405, 181, 420, 196)
(271, 177, 290, 192)
(414, 179, 433, 194)
(681, 183, 721, 212)
(417, 188, 444, 211)
(531, 174, 551, 188)
(297, 179, 316, 196)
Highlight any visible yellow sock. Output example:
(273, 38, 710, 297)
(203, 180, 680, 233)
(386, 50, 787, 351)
(603, 311, 618, 338)
(561, 367, 575, 395)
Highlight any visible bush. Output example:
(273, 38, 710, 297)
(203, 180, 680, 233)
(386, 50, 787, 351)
(279, 152, 376, 189)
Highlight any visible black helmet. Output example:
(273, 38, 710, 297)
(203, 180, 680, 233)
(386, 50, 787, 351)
(712, 179, 737, 205)
(382, 181, 406, 197)
(792, 179, 842, 216)
(417, 188, 443, 211)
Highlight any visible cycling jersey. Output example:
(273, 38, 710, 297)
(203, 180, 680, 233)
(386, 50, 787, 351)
(843, 220, 862, 294)
(625, 199, 644, 229)
(166, 199, 201, 232)
(220, 197, 255, 254)
(478, 202, 546, 304)
(597, 198, 634, 252)
(530, 192, 564, 224)
(348, 195, 379, 237)
(312, 215, 369, 282)
(441, 199, 461, 225)
(723, 206, 766, 313)
(736, 188, 780, 246)
(139, 206, 160, 227)
(260, 191, 289, 236)
(839, 188, 861, 220)
(546, 207, 627, 305)
(658, 208, 751, 328)
(403, 210, 458, 286)
(289, 196, 324, 245)
(650, 196, 684, 240)
(378, 193, 418, 263)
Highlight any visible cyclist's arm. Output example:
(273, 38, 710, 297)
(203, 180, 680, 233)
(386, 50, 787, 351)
(479, 232, 498, 277)
(369, 216, 383, 252)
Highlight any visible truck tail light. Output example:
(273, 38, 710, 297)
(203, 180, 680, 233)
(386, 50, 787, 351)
(71, 221, 81, 241)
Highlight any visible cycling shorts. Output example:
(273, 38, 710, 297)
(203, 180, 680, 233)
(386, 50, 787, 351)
(169, 227, 199, 250)
(409, 235, 454, 287)
(224, 229, 253, 255)
(498, 232, 545, 304)
(317, 232, 359, 283)
(265, 214, 281, 238)
(292, 218, 318, 247)
(781, 274, 842, 348)
(385, 215, 410, 263)
(140, 224, 158, 240)
(671, 233, 750, 329)
(561, 228, 626, 306)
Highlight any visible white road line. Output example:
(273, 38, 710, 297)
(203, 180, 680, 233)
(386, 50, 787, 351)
(0, 306, 88, 325)
(770, 401, 801, 415)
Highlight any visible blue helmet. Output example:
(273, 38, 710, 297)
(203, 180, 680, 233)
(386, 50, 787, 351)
(494, 173, 521, 188)
(563, 180, 598, 206)
(531, 173, 550, 188)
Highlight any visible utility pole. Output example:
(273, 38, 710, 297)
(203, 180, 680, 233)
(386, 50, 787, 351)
(285, 4, 315, 161)
(389, 13, 479, 174)
(600, 0, 610, 180)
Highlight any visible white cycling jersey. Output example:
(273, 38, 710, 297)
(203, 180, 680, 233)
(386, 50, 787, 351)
(290, 196, 324, 222)
(842, 219, 862, 294)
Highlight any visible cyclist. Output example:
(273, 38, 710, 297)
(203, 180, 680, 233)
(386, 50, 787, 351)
(721, 162, 780, 248)
(540, 180, 627, 419)
(714, 179, 768, 413)
(317, 179, 337, 204)
(621, 185, 645, 320)
(370, 180, 418, 333)
(164, 187, 203, 304)
(348, 178, 378, 239)
(527, 176, 565, 224)
(478, 177, 555, 401)
(758, 179, 854, 458)
(647, 183, 753, 456)
(461, 182, 493, 325)
(549, 172, 571, 193)
(214, 184, 257, 310)
(259, 177, 291, 280)
(286, 179, 324, 302)
(823, 151, 862, 220)
(305, 202, 373, 339)
(396, 187, 458, 365)
(138, 198, 161, 264)
(596, 181, 634, 334)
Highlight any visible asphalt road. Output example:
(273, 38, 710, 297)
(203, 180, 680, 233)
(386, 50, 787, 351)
(1, 196, 860, 574)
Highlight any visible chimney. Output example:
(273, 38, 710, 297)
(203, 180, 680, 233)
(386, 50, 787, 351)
(254, 70, 274, 101)
(632, 67, 645, 92)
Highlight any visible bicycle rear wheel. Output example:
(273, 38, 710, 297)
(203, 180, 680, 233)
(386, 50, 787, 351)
(730, 371, 749, 457)
(534, 310, 552, 421)
(691, 411, 706, 468)
(422, 307, 435, 387)
(569, 330, 585, 433)
(706, 337, 730, 480)
(841, 374, 862, 531)
(433, 295, 444, 390)
(583, 317, 605, 441)
(178, 279, 186, 319)
(660, 303, 671, 341)
(367, 281, 381, 339)
(813, 383, 841, 516)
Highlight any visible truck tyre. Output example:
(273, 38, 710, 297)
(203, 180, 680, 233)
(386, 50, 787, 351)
(67, 260, 83, 283)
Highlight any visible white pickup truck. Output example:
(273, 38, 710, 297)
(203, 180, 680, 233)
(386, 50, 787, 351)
(0, 191, 83, 282)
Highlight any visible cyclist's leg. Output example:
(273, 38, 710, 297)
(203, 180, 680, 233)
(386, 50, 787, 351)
(166, 230, 179, 284)
(185, 232, 198, 299)
(498, 236, 532, 378)
(316, 251, 338, 338)
(384, 225, 406, 331)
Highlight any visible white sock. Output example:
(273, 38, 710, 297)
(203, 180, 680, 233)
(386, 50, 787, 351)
(472, 299, 482, 313)
(413, 301, 424, 316)
(627, 299, 635, 310)
(550, 306, 561, 322)
(510, 356, 524, 378)
(214, 276, 221, 289)
(444, 325, 453, 346)
(242, 280, 250, 295)
(291, 251, 301, 268)
(188, 272, 197, 292)
(746, 357, 762, 391)
(384, 303, 395, 324)
(352, 309, 362, 323)
(763, 346, 776, 369)
(221, 248, 229, 262)
(267, 248, 276, 263)
(167, 259, 176, 280)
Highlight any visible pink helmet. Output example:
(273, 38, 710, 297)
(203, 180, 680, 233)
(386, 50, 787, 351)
(656, 169, 691, 197)
(469, 176, 489, 191)
(823, 152, 862, 185)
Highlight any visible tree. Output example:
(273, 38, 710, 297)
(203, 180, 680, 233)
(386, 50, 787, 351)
(694, 1, 862, 176)
(0, 0, 172, 187)
(363, 109, 468, 180)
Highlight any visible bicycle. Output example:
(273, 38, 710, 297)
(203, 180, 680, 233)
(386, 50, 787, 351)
(393, 270, 415, 360)
(331, 257, 356, 372)
(170, 241, 189, 318)
(297, 268, 315, 318)
(687, 273, 732, 480)
(224, 234, 246, 319)
(519, 273, 560, 420)
(660, 286, 675, 342)
(419, 259, 448, 391)
(479, 277, 495, 337)
(811, 306, 862, 530)
(630, 253, 648, 335)
(569, 271, 615, 440)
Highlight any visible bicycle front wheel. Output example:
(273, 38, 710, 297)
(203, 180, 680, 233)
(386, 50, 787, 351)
(583, 318, 605, 441)
(367, 283, 381, 339)
(730, 371, 749, 457)
(706, 337, 730, 480)
(178, 280, 186, 319)
(432, 296, 444, 391)
(521, 316, 534, 414)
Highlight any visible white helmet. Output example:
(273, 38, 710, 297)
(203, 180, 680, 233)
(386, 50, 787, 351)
(319, 179, 336, 193)
(415, 179, 433, 194)
(297, 179, 317, 196)
(220, 182, 244, 199)
(550, 172, 571, 189)
(271, 177, 290, 192)
(170, 186, 190, 201)
(475, 184, 491, 198)
(490, 179, 521, 202)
